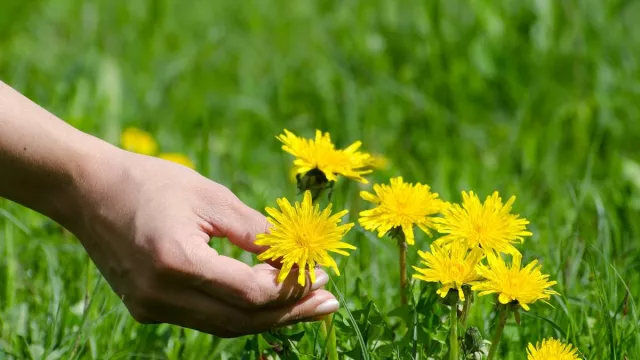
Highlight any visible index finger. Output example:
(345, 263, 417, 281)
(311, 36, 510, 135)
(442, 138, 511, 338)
(185, 242, 330, 309)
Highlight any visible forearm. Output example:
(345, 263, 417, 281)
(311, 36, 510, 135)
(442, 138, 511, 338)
(0, 81, 121, 229)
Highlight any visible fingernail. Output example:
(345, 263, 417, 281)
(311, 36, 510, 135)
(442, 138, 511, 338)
(314, 299, 340, 315)
(310, 271, 329, 291)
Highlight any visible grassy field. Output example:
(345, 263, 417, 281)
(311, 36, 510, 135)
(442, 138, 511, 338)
(2, 0, 640, 358)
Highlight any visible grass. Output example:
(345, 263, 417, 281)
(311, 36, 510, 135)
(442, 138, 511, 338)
(1, 0, 640, 358)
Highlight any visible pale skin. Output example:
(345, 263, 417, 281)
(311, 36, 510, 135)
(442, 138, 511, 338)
(0, 81, 339, 337)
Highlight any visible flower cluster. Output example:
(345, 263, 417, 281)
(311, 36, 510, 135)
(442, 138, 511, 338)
(254, 130, 370, 286)
(405, 190, 556, 312)
(255, 129, 580, 359)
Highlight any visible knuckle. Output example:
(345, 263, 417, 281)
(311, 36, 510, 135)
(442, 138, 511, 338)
(206, 184, 237, 210)
(288, 305, 306, 322)
(262, 216, 271, 235)
(150, 241, 188, 275)
(218, 185, 237, 200)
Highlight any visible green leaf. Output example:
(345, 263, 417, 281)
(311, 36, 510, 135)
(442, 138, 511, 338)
(331, 278, 370, 360)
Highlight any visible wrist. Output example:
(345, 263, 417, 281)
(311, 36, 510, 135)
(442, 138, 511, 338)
(0, 82, 131, 233)
(54, 139, 133, 234)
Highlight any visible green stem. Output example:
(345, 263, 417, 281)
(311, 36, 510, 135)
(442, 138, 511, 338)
(321, 315, 338, 360)
(460, 287, 473, 328)
(398, 236, 407, 305)
(449, 304, 459, 360)
(487, 304, 510, 360)
(304, 176, 337, 360)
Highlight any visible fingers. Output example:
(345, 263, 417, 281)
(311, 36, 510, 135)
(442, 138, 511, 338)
(251, 263, 331, 305)
(151, 287, 339, 338)
(250, 289, 339, 333)
(139, 288, 252, 338)
(226, 199, 271, 254)
(204, 184, 270, 254)
(123, 240, 337, 338)
(196, 181, 269, 253)
(188, 243, 329, 309)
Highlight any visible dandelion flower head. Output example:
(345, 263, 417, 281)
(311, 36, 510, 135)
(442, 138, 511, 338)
(412, 241, 483, 301)
(472, 252, 559, 311)
(255, 191, 356, 286)
(121, 127, 158, 155)
(527, 338, 580, 360)
(359, 177, 447, 245)
(434, 191, 532, 255)
(277, 129, 373, 184)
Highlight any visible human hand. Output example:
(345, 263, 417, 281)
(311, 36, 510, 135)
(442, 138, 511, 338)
(0, 82, 338, 336)
(68, 149, 339, 337)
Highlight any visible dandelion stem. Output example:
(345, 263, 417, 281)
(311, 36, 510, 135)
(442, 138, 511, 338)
(321, 315, 339, 360)
(306, 192, 337, 360)
(449, 304, 459, 360)
(398, 236, 408, 305)
(460, 286, 473, 328)
(487, 304, 510, 360)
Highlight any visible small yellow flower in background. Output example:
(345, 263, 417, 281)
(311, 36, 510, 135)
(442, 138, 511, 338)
(412, 242, 483, 301)
(527, 338, 580, 360)
(358, 177, 447, 245)
(120, 127, 159, 155)
(434, 191, 532, 255)
(472, 252, 558, 311)
(158, 153, 195, 169)
(277, 129, 373, 184)
(120, 128, 194, 169)
(255, 190, 356, 286)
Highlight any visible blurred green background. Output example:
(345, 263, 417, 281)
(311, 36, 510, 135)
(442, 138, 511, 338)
(1, 0, 640, 358)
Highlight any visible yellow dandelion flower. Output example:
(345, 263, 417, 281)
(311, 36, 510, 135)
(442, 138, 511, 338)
(358, 177, 447, 245)
(434, 191, 532, 255)
(412, 241, 483, 301)
(158, 153, 195, 169)
(121, 127, 158, 155)
(472, 252, 559, 311)
(527, 338, 580, 360)
(255, 190, 356, 286)
(277, 129, 373, 183)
